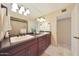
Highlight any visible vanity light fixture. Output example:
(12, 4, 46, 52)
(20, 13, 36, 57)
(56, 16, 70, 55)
(40, 17, 46, 22)
(37, 17, 46, 22)
(11, 3, 30, 16)
(11, 3, 18, 12)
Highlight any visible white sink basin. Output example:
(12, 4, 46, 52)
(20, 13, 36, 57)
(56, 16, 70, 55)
(10, 35, 34, 43)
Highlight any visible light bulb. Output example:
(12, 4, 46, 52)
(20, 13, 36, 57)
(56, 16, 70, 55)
(11, 3, 18, 12)
(24, 8, 30, 15)
(19, 6, 25, 14)
(26, 9, 30, 14)
(19, 6, 25, 12)
(24, 11, 28, 15)
(41, 17, 46, 22)
(18, 10, 23, 14)
(11, 8, 17, 12)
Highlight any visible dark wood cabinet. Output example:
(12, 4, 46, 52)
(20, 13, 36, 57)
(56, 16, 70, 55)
(10, 38, 38, 56)
(14, 49, 26, 56)
(9, 44, 26, 55)
(38, 34, 51, 55)
(28, 43, 38, 56)
(25, 39, 38, 56)
(0, 33, 51, 56)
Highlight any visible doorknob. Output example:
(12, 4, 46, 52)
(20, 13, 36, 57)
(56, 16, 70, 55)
(73, 36, 79, 39)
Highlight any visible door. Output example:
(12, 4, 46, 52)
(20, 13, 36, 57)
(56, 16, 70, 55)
(57, 17, 71, 50)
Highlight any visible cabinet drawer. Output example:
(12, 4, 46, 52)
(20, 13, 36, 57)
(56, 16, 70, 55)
(29, 43, 38, 56)
(13, 49, 26, 56)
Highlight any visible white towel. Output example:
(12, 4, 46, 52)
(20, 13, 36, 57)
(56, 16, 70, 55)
(0, 8, 6, 31)
(0, 7, 11, 41)
(3, 9, 12, 32)
(0, 8, 6, 41)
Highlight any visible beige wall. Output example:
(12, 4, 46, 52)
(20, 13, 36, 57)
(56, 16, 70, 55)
(42, 4, 74, 46)
(71, 4, 79, 55)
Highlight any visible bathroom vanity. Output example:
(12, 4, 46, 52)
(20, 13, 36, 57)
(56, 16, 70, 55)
(0, 4, 51, 56)
(0, 32, 51, 56)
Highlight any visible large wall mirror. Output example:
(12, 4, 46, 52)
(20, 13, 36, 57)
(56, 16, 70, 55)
(9, 17, 28, 36)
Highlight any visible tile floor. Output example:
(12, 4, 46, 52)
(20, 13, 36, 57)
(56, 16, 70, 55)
(42, 45, 74, 56)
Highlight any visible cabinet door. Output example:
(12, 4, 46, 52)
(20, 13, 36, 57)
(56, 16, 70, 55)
(0, 42, 1, 48)
(45, 34, 51, 47)
(25, 49, 30, 56)
(9, 43, 26, 55)
(38, 34, 51, 55)
(38, 37, 46, 55)
(25, 39, 38, 56)
(29, 43, 38, 56)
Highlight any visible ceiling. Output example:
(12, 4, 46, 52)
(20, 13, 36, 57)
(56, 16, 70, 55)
(17, 3, 72, 20)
